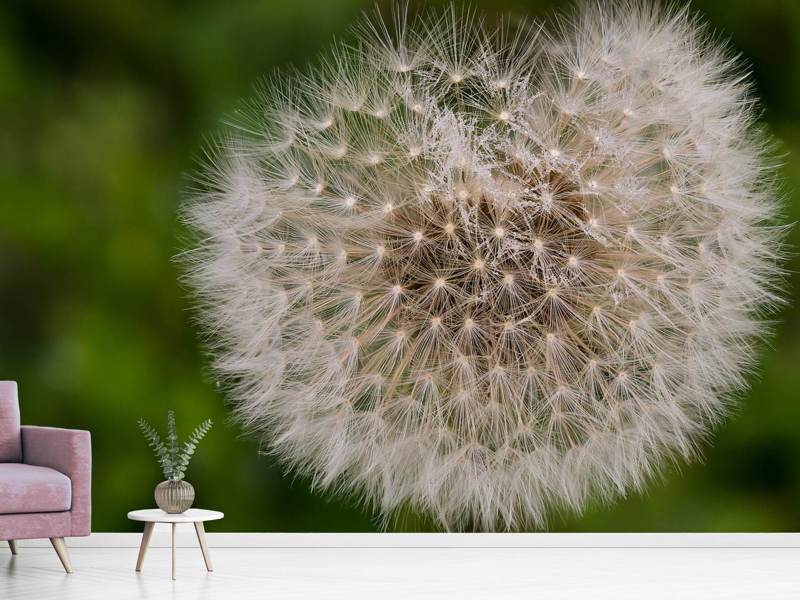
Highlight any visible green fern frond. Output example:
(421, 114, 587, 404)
(139, 413, 213, 482)
(138, 418, 174, 479)
(177, 419, 213, 468)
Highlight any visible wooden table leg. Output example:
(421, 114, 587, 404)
(171, 523, 177, 580)
(7, 540, 17, 555)
(193, 521, 213, 571)
(135, 522, 155, 572)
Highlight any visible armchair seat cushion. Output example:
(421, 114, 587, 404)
(0, 463, 72, 514)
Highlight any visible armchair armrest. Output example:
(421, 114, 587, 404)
(21, 426, 92, 536)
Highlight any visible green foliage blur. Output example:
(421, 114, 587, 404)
(1, 0, 798, 532)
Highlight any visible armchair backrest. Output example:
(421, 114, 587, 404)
(0, 381, 22, 462)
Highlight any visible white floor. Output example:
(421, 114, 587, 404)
(2, 542, 799, 599)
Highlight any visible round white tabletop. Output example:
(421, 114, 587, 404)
(127, 508, 224, 523)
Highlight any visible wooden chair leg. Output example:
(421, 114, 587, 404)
(136, 522, 155, 572)
(193, 521, 213, 571)
(50, 537, 73, 574)
(7, 540, 17, 555)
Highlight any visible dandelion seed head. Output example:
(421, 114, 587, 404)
(183, 2, 787, 531)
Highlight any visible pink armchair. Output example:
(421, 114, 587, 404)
(0, 381, 91, 573)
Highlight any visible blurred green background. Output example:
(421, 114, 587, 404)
(0, 0, 798, 532)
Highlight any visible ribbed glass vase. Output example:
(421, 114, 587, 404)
(154, 479, 195, 513)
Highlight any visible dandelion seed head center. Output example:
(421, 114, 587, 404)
(375, 177, 601, 349)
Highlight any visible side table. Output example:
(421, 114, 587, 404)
(127, 508, 224, 580)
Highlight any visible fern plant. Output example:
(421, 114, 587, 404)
(138, 410, 213, 481)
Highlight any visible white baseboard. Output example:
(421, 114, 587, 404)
(13, 532, 800, 548)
